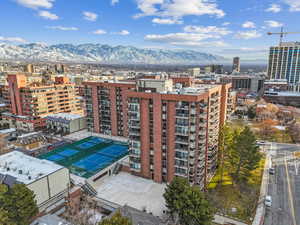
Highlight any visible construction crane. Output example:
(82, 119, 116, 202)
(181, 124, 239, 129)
(267, 27, 300, 45)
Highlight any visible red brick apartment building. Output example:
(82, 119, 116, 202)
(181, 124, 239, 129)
(83, 77, 234, 188)
(3, 73, 83, 131)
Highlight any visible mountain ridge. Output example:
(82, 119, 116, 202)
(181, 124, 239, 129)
(0, 43, 229, 65)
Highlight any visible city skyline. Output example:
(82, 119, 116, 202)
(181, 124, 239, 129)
(1, 0, 300, 60)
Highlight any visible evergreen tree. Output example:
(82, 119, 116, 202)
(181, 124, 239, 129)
(229, 126, 261, 181)
(163, 177, 189, 220)
(164, 177, 215, 225)
(10, 184, 39, 225)
(0, 184, 38, 225)
(0, 208, 15, 225)
(99, 211, 132, 225)
(178, 186, 215, 225)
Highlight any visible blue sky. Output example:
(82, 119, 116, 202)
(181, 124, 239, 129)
(1, 0, 300, 60)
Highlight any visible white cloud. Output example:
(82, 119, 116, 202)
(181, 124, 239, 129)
(283, 0, 300, 11)
(265, 4, 281, 13)
(111, 0, 119, 5)
(242, 21, 256, 28)
(0, 36, 27, 43)
(83, 11, 98, 21)
(134, 0, 225, 19)
(144, 32, 228, 47)
(16, 0, 54, 9)
(169, 40, 228, 47)
(145, 33, 215, 43)
(235, 30, 262, 39)
(184, 25, 231, 36)
(265, 20, 283, 28)
(152, 18, 183, 24)
(38, 10, 59, 20)
(46, 26, 78, 31)
(145, 24, 231, 47)
(93, 29, 107, 35)
(222, 22, 230, 26)
(114, 30, 130, 35)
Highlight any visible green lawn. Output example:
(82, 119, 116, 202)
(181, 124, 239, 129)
(208, 166, 233, 189)
(207, 157, 265, 223)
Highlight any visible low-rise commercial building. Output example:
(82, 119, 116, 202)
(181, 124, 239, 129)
(219, 75, 265, 93)
(45, 113, 86, 135)
(0, 151, 70, 213)
(14, 132, 48, 151)
(263, 90, 300, 107)
(2, 113, 46, 132)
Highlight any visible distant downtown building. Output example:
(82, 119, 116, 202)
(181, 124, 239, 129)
(268, 42, 300, 91)
(232, 57, 240, 73)
(83, 77, 234, 188)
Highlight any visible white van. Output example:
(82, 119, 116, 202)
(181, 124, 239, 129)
(265, 195, 272, 207)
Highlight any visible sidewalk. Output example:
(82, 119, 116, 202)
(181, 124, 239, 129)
(214, 214, 248, 225)
(251, 153, 271, 225)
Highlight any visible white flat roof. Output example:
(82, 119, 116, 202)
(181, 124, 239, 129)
(0, 128, 16, 134)
(0, 151, 64, 184)
(46, 113, 84, 120)
(94, 172, 167, 217)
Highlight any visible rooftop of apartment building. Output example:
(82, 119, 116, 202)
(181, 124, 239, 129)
(276, 41, 300, 47)
(0, 151, 63, 184)
(265, 79, 288, 85)
(264, 90, 300, 97)
(46, 113, 84, 121)
(7, 73, 74, 88)
(85, 76, 224, 97)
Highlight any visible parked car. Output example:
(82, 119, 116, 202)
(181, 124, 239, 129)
(256, 140, 266, 145)
(265, 195, 272, 207)
(8, 137, 17, 142)
(269, 168, 275, 175)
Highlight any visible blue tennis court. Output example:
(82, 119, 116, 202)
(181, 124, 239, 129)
(98, 145, 128, 158)
(58, 148, 79, 157)
(40, 136, 129, 178)
(89, 137, 106, 144)
(73, 154, 114, 172)
(85, 153, 113, 164)
(46, 154, 65, 162)
(76, 142, 96, 149)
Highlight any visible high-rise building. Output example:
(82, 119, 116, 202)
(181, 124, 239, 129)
(268, 42, 300, 91)
(83, 81, 135, 136)
(25, 64, 34, 73)
(188, 68, 201, 77)
(4, 73, 83, 118)
(83, 77, 233, 188)
(204, 65, 224, 74)
(232, 57, 240, 73)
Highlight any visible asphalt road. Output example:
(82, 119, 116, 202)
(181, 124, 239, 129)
(264, 143, 300, 225)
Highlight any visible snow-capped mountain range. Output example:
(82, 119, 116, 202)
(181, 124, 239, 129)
(0, 43, 227, 65)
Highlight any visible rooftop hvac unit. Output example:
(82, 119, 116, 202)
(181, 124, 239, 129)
(18, 170, 22, 174)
